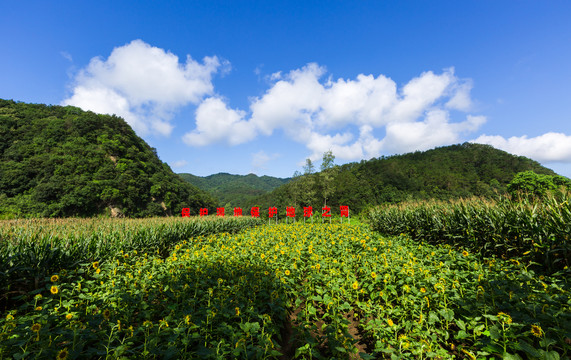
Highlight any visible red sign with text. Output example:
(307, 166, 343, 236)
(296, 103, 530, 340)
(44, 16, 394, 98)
(251, 207, 260, 217)
(183, 205, 349, 219)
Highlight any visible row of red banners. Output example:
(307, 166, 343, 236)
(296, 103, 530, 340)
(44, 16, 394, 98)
(181, 205, 349, 218)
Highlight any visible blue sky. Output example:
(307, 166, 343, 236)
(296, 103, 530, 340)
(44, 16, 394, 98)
(1, 1, 570, 178)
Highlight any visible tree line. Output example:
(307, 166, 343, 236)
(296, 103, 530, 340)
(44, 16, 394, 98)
(246, 143, 565, 215)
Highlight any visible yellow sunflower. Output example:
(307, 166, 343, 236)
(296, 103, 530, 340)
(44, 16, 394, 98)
(56, 348, 69, 360)
(497, 312, 512, 324)
(531, 324, 543, 338)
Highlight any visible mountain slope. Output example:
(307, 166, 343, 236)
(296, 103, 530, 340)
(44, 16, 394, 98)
(178, 172, 290, 208)
(252, 143, 560, 214)
(0, 99, 217, 218)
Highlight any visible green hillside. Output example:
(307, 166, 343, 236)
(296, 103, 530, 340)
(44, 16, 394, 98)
(251, 143, 562, 214)
(178, 172, 289, 208)
(0, 99, 217, 218)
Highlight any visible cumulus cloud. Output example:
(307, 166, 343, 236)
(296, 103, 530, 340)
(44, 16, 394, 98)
(65, 41, 489, 162)
(61, 41, 570, 166)
(63, 39, 221, 136)
(185, 63, 486, 161)
(446, 80, 473, 111)
(381, 112, 486, 153)
(472, 132, 571, 163)
(182, 97, 255, 146)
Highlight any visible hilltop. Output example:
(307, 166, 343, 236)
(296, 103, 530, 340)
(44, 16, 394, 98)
(178, 172, 289, 208)
(247, 143, 560, 214)
(0, 99, 217, 218)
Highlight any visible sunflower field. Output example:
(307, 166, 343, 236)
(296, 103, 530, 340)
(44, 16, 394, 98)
(1, 219, 569, 359)
(0, 216, 262, 305)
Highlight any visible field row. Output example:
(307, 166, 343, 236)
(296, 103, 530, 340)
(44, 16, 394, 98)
(1, 223, 569, 359)
(0, 216, 262, 308)
(366, 192, 571, 274)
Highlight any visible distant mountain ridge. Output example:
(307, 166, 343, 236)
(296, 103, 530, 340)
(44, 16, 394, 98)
(178, 172, 289, 208)
(245, 143, 561, 214)
(0, 99, 217, 218)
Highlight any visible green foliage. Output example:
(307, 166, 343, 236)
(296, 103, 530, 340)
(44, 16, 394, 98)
(0, 99, 217, 218)
(319, 151, 338, 207)
(178, 172, 289, 209)
(508, 170, 570, 198)
(255, 143, 561, 215)
(0, 223, 568, 358)
(366, 192, 571, 274)
(0, 216, 263, 310)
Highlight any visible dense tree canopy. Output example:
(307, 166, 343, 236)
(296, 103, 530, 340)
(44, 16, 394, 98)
(507, 170, 571, 198)
(0, 99, 217, 218)
(246, 143, 562, 215)
(178, 172, 289, 210)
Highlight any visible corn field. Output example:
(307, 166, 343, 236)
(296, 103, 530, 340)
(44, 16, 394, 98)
(0, 216, 262, 310)
(366, 191, 571, 274)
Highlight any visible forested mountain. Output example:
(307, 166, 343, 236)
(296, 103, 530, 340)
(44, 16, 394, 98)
(0, 99, 217, 218)
(249, 143, 562, 215)
(178, 172, 289, 208)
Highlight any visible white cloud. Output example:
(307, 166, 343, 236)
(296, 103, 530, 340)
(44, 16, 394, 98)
(318, 73, 397, 128)
(249, 63, 326, 137)
(66, 42, 486, 162)
(388, 69, 455, 123)
(472, 132, 571, 163)
(301, 125, 385, 161)
(63, 39, 221, 136)
(185, 63, 485, 162)
(182, 97, 255, 146)
(381, 111, 486, 153)
(446, 80, 473, 111)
